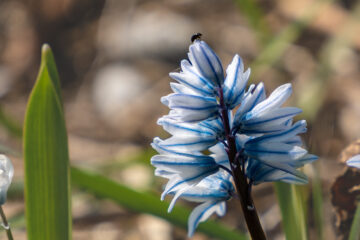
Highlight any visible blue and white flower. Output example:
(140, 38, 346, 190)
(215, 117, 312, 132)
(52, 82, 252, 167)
(151, 39, 316, 237)
(347, 154, 360, 169)
(0, 154, 13, 205)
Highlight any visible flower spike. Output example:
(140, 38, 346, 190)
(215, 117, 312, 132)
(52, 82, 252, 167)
(151, 38, 316, 238)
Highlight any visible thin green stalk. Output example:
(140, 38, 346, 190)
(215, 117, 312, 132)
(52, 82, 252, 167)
(349, 201, 360, 240)
(275, 183, 308, 240)
(0, 206, 14, 240)
(312, 163, 323, 240)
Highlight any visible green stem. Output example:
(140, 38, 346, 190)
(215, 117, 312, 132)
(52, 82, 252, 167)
(0, 206, 14, 240)
(349, 201, 360, 240)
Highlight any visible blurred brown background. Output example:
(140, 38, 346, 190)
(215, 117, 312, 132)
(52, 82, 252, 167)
(0, 0, 360, 239)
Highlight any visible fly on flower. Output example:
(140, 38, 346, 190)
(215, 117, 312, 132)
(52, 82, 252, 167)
(151, 37, 317, 238)
(191, 33, 202, 42)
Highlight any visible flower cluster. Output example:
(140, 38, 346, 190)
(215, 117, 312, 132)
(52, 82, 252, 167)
(151, 40, 316, 237)
(0, 154, 13, 205)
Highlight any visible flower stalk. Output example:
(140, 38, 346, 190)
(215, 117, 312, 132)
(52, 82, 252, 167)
(218, 87, 266, 240)
(0, 206, 14, 240)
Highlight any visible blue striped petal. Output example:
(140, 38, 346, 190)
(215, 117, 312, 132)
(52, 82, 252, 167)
(167, 170, 233, 212)
(188, 201, 226, 237)
(199, 117, 224, 134)
(250, 83, 292, 115)
(151, 155, 217, 174)
(156, 136, 217, 152)
(347, 154, 360, 169)
(241, 107, 302, 130)
(160, 167, 219, 200)
(188, 41, 224, 86)
(293, 154, 318, 167)
(284, 136, 303, 146)
(161, 93, 219, 122)
(252, 166, 307, 185)
(169, 82, 198, 95)
(167, 108, 218, 122)
(209, 143, 231, 169)
(169, 60, 215, 96)
(247, 120, 307, 144)
(245, 142, 307, 164)
(152, 137, 202, 156)
(223, 54, 250, 109)
(233, 83, 266, 129)
(157, 116, 215, 137)
(246, 158, 308, 184)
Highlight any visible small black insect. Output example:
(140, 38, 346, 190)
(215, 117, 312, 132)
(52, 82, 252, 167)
(191, 33, 202, 42)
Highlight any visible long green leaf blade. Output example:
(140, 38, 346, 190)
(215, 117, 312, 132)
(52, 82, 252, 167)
(275, 183, 308, 240)
(349, 202, 360, 240)
(71, 167, 247, 240)
(23, 44, 71, 240)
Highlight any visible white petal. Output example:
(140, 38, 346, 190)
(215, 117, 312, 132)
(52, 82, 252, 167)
(347, 155, 360, 169)
(169, 82, 198, 95)
(188, 201, 224, 237)
(293, 154, 318, 167)
(157, 136, 217, 152)
(245, 142, 307, 164)
(0, 154, 13, 205)
(209, 143, 230, 168)
(250, 83, 292, 115)
(223, 54, 249, 108)
(233, 83, 266, 128)
(188, 41, 224, 86)
(162, 93, 219, 122)
(252, 167, 307, 185)
(151, 154, 217, 174)
(157, 116, 214, 137)
(161, 168, 218, 200)
(170, 65, 215, 96)
(249, 120, 307, 144)
(242, 107, 302, 128)
(168, 186, 193, 212)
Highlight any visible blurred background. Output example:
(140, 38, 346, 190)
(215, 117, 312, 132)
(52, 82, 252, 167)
(0, 0, 360, 239)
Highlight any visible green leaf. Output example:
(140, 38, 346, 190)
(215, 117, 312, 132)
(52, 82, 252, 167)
(349, 202, 360, 240)
(274, 183, 308, 240)
(71, 167, 247, 240)
(312, 163, 324, 240)
(23, 44, 71, 240)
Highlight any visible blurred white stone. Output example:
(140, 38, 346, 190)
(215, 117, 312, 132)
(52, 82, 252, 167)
(138, 215, 172, 240)
(92, 64, 147, 124)
(121, 164, 152, 190)
(92, 222, 119, 240)
(98, 3, 200, 59)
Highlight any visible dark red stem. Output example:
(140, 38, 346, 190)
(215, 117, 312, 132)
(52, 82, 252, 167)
(218, 88, 267, 240)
